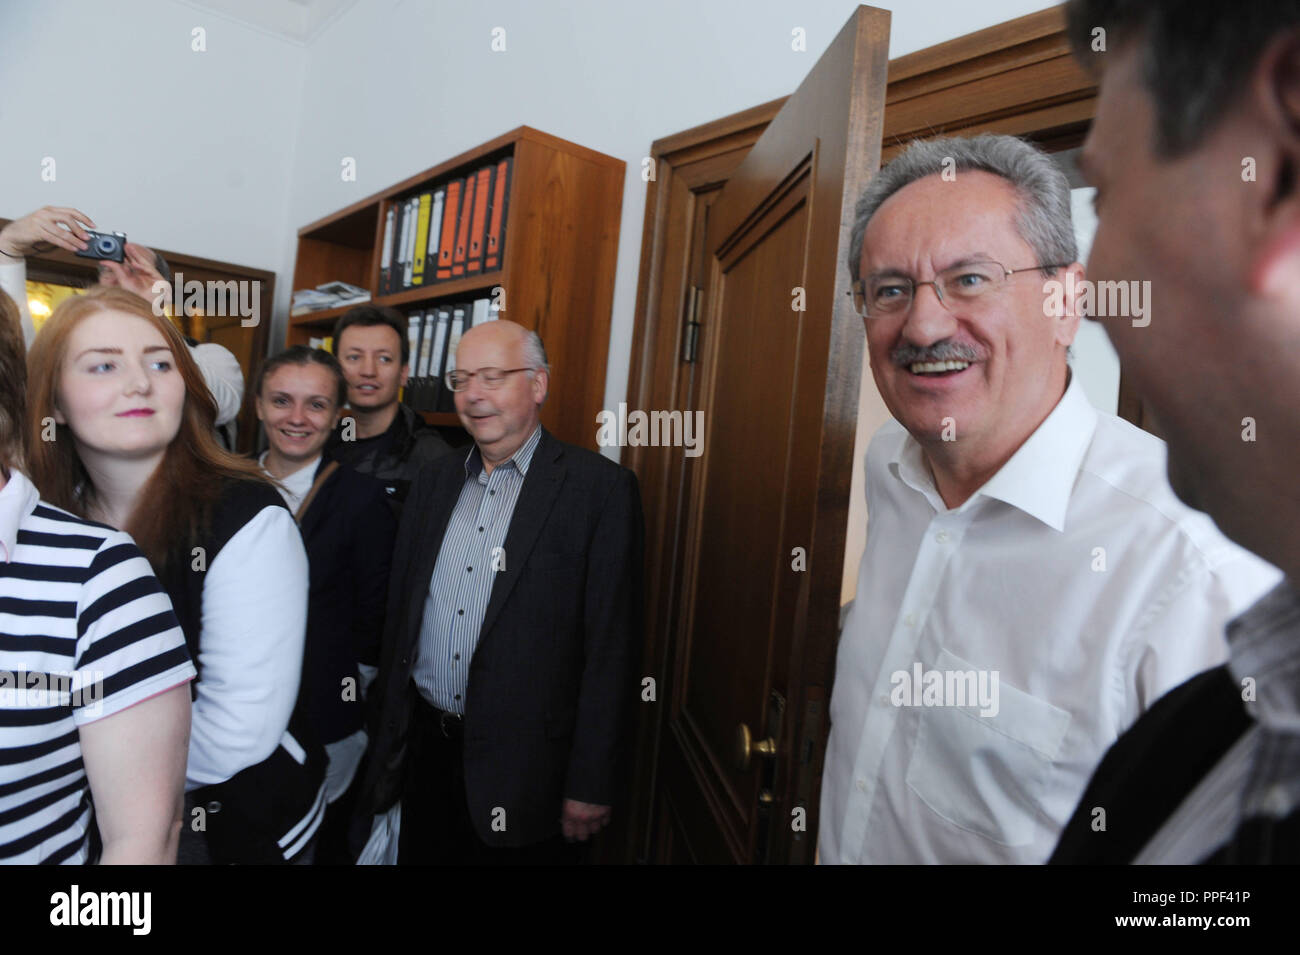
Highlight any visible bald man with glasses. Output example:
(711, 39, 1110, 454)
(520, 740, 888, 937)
(359, 318, 644, 865)
(817, 133, 1280, 865)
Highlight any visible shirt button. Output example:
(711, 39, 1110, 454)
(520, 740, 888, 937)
(478, 526, 484, 533)
(454, 694, 461, 701)
(467, 566, 473, 573)
(454, 653, 460, 660)
(936, 531, 949, 544)
(856, 779, 867, 792)
(489, 490, 496, 496)
(457, 609, 464, 616)
(904, 614, 916, 628)
(878, 694, 891, 707)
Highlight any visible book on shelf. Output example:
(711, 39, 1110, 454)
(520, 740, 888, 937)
(438, 306, 467, 412)
(465, 165, 493, 274)
(291, 281, 371, 316)
(393, 295, 503, 413)
(404, 314, 422, 405)
(425, 310, 449, 412)
(402, 197, 419, 288)
(379, 206, 396, 295)
(484, 157, 511, 271)
(411, 192, 432, 287)
(378, 156, 510, 294)
(424, 188, 445, 288)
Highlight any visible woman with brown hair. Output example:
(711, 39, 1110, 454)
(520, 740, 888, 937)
(25, 287, 326, 864)
(1, 288, 195, 864)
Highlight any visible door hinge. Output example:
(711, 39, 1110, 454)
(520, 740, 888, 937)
(681, 286, 703, 363)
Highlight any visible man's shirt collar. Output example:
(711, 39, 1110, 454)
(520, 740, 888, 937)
(464, 424, 543, 480)
(0, 469, 41, 564)
(889, 371, 1097, 531)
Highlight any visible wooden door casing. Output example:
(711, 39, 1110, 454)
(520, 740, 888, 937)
(624, 4, 1103, 864)
(655, 5, 891, 865)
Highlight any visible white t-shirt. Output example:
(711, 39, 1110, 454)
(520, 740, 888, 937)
(259, 453, 321, 516)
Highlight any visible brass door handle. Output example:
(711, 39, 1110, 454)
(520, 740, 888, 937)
(734, 722, 777, 772)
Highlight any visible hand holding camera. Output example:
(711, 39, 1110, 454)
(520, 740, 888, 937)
(97, 242, 168, 301)
(0, 206, 98, 258)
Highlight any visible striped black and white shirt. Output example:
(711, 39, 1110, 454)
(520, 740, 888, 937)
(0, 469, 195, 864)
(413, 425, 541, 713)
(1135, 581, 1300, 862)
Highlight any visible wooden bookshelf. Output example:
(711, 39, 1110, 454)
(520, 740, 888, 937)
(287, 126, 625, 449)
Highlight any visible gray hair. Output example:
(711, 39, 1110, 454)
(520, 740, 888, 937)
(523, 329, 549, 377)
(847, 133, 1076, 283)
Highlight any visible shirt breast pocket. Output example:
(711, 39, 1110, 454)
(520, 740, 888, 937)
(904, 648, 1071, 848)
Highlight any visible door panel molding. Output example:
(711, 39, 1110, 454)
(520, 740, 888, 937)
(622, 3, 1101, 864)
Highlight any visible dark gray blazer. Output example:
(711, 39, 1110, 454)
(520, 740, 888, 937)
(358, 426, 644, 847)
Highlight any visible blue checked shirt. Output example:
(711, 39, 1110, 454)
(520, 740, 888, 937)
(412, 425, 542, 713)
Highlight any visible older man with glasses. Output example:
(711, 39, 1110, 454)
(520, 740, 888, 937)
(817, 133, 1280, 865)
(358, 318, 644, 865)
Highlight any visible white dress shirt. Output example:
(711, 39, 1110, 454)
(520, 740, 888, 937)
(819, 372, 1281, 864)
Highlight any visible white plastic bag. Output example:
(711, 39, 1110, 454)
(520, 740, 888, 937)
(356, 803, 401, 865)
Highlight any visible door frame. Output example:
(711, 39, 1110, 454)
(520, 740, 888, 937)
(621, 3, 1100, 862)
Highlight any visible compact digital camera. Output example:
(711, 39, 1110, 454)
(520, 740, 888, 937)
(74, 229, 127, 263)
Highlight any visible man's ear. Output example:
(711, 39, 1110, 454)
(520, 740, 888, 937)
(532, 368, 549, 406)
(1249, 31, 1300, 298)
(399, 362, 410, 389)
(1054, 261, 1085, 347)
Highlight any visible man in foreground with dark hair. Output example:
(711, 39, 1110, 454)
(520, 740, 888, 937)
(1051, 0, 1300, 863)
(326, 305, 453, 511)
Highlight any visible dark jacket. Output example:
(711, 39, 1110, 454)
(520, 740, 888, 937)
(158, 478, 326, 864)
(1050, 664, 1300, 863)
(298, 459, 397, 744)
(326, 403, 455, 513)
(358, 426, 645, 847)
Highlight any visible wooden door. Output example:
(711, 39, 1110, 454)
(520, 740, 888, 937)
(652, 6, 890, 864)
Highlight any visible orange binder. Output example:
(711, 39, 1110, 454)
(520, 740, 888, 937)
(484, 156, 511, 271)
(451, 177, 476, 278)
(436, 178, 463, 281)
(465, 165, 493, 274)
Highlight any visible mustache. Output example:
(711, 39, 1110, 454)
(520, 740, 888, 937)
(890, 340, 981, 366)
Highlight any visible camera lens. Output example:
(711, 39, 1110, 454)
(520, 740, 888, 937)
(96, 236, 118, 256)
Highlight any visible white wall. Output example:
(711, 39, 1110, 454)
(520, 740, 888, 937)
(0, 0, 306, 307)
(5, 0, 1072, 604)
(287, 0, 1059, 436)
(2, 0, 1061, 408)
(1070, 186, 1121, 416)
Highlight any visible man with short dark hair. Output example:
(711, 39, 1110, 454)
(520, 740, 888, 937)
(326, 305, 453, 510)
(1050, 0, 1300, 864)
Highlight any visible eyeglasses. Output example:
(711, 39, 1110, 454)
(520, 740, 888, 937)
(848, 260, 1068, 318)
(444, 367, 534, 392)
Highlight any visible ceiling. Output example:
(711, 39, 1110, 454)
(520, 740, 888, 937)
(176, 0, 361, 45)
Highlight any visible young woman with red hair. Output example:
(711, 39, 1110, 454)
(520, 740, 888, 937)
(25, 287, 326, 864)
